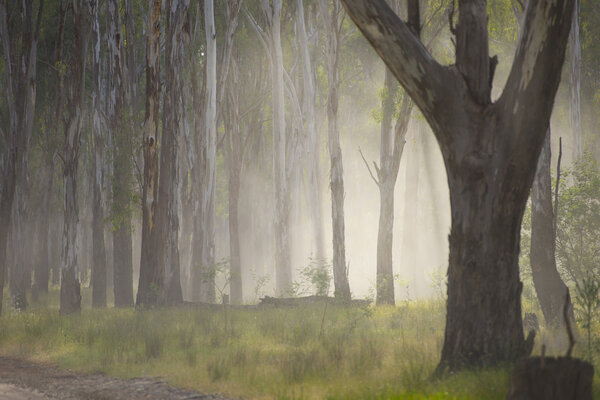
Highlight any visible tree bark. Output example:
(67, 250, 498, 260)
(320, 0, 351, 300)
(106, 0, 134, 307)
(194, 0, 217, 303)
(297, 0, 325, 262)
(90, 0, 107, 308)
(158, 0, 188, 305)
(136, 0, 162, 308)
(374, 66, 414, 305)
(569, 0, 582, 160)
(340, 0, 575, 370)
(530, 130, 572, 327)
(0, 0, 43, 312)
(60, 0, 91, 315)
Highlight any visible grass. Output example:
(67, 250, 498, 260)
(0, 288, 599, 399)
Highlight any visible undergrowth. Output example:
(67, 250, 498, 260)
(0, 288, 599, 399)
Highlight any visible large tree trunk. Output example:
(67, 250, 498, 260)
(320, 0, 350, 300)
(161, 0, 188, 305)
(340, 0, 575, 370)
(530, 131, 572, 327)
(136, 0, 162, 308)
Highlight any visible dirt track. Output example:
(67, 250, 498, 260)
(0, 357, 235, 400)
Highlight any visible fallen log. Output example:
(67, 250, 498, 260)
(257, 295, 371, 308)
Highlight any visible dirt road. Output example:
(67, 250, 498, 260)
(0, 357, 234, 400)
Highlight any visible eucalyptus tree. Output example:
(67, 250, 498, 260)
(341, 0, 575, 370)
(137, 0, 162, 308)
(107, 0, 134, 307)
(319, 0, 351, 300)
(0, 0, 43, 312)
(570, 0, 582, 160)
(60, 0, 92, 315)
(509, 2, 573, 329)
(296, 0, 325, 267)
(158, 0, 189, 305)
(246, 0, 292, 295)
(90, 0, 107, 307)
(194, 0, 217, 302)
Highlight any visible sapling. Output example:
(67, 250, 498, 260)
(574, 272, 600, 361)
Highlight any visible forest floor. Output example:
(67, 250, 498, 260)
(1, 288, 599, 399)
(0, 356, 233, 400)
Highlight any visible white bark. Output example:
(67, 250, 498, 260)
(320, 0, 351, 300)
(200, 0, 217, 302)
(296, 0, 324, 262)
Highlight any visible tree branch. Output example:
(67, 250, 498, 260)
(339, 0, 458, 140)
(500, 0, 575, 164)
(359, 147, 379, 186)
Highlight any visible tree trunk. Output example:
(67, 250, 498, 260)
(569, 0, 582, 160)
(340, 0, 575, 370)
(530, 130, 572, 327)
(0, 0, 42, 312)
(158, 0, 188, 305)
(197, 0, 217, 303)
(320, 0, 350, 300)
(228, 156, 242, 304)
(137, 0, 162, 308)
(36, 161, 53, 294)
(440, 163, 526, 369)
(376, 180, 395, 304)
(106, 0, 134, 307)
(90, 0, 107, 307)
(375, 67, 399, 305)
(296, 0, 325, 262)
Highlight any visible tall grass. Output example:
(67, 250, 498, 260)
(0, 289, 598, 399)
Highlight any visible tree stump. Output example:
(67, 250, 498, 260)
(506, 356, 593, 400)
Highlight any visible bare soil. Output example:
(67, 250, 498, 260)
(0, 357, 235, 400)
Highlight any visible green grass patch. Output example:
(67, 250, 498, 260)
(0, 289, 599, 399)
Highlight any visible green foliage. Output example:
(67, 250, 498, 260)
(289, 257, 332, 297)
(555, 154, 600, 283)
(574, 272, 600, 362)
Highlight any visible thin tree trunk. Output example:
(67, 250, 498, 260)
(373, 67, 413, 305)
(297, 0, 324, 262)
(530, 130, 572, 327)
(90, 0, 107, 307)
(190, 23, 206, 302)
(569, 0, 582, 160)
(158, 0, 188, 305)
(375, 68, 398, 305)
(106, 0, 134, 307)
(60, 0, 91, 315)
(199, 0, 217, 302)
(136, 0, 162, 308)
(320, 0, 350, 300)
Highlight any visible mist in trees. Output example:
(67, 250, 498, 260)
(3, 0, 600, 384)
